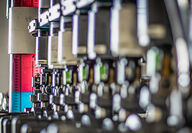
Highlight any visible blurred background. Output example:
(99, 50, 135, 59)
(0, 0, 9, 93)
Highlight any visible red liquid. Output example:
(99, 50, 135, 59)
(13, 0, 39, 7)
(12, 54, 40, 92)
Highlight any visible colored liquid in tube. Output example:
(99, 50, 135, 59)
(9, 0, 39, 112)
(11, 54, 40, 112)
(13, 0, 39, 7)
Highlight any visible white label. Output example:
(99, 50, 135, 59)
(76, 0, 94, 8)
(39, 11, 49, 26)
(62, 0, 76, 16)
(49, 4, 61, 21)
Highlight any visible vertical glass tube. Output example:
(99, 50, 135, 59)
(9, 0, 39, 112)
